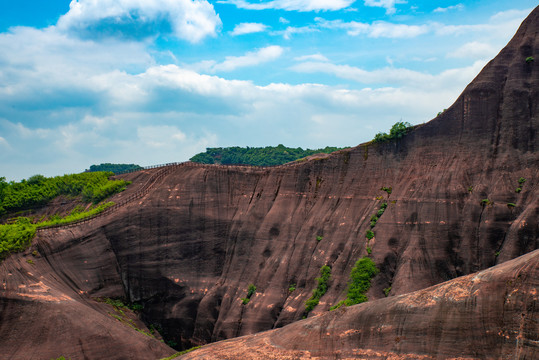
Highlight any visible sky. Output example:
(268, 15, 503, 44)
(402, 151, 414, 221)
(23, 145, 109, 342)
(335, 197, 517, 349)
(0, 1, 536, 181)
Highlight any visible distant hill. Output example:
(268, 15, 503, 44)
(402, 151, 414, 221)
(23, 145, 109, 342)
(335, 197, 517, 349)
(190, 144, 347, 166)
(86, 163, 143, 174)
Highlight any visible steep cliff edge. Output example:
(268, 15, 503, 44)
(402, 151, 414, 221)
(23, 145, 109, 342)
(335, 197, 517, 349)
(0, 7, 537, 359)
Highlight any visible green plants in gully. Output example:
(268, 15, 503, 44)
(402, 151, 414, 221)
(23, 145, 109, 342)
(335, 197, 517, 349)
(0, 172, 130, 260)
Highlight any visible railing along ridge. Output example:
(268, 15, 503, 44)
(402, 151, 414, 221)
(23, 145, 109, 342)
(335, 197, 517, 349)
(36, 164, 180, 231)
(113, 159, 305, 175)
(36, 159, 307, 232)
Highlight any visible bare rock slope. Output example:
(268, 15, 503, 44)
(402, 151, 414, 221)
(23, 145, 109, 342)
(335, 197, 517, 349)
(0, 6, 538, 360)
(181, 249, 539, 359)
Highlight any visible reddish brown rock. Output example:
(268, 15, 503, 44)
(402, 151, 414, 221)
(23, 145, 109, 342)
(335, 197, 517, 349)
(180, 249, 539, 359)
(0, 6, 537, 359)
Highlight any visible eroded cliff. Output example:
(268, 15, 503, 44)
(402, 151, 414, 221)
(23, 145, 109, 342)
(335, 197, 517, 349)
(0, 6, 538, 360)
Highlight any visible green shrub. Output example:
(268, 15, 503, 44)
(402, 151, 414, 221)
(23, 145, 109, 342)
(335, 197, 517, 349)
(507, 203, 516, 208)
(288, 284, 296, 292)
(343, 257, 379, 306)
(366, 230, 374, 240)
(467, 186, 473, 193)
(366, 246, 372, 255)
(305, 265, 331, 314)
(380, 187, 392, 196)
(480, 199, 492, 207)
(383, 287, 391, 297)
(241, 298, 250, 305)
(515, 187, 522, 193)
(247, 284, 256, 298)
(372, 122, 413, 143)
(316, 235, 323, 242)
(526, 56, 534, 63)
(518, 177, 526, 185)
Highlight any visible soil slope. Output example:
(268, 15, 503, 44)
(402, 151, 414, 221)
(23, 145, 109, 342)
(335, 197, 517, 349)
(0, 6, 538, 360)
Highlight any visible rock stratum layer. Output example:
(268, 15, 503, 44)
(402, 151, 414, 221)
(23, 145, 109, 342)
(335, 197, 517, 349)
(1, 6, 538, 360)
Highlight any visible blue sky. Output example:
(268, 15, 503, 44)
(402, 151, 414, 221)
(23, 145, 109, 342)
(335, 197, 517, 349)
(0, 0, 536, 180)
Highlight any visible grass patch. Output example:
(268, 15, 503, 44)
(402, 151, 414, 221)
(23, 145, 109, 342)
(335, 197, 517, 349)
(316, 235, 323, 242)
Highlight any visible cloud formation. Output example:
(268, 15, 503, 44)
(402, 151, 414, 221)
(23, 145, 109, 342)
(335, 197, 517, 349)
(218, 0, 355, 12)
(57, 0, 221, 42)
(433, 4, 464, 13)
(230, 22, 269, 36)
(363, 0, 407, 15)
(315, 18, 429, 38)
(191, 46, 284, 73)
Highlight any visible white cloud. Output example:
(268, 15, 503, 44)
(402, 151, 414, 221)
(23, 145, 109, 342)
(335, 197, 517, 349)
(290, 59, 487, 91)
(190, 46, 284, 73)
(137, 125, 187, 148)
(230, 23, 269, 36)
(315, 18, 428, 38)
(363, 0, 407, 15)
(218, 0, 356, 12)
(272, 25, 319, 39)
(294, 54, 329, 62)
(57, 0, 221, 43)
(433, 4, 464, 13)
(447, 41, 497, 60)
(279, 17, 290, 24)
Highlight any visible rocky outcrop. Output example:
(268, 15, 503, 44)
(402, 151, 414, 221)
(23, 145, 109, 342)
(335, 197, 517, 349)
(0, 6, 537, 359)
(180, 249, 539, 359)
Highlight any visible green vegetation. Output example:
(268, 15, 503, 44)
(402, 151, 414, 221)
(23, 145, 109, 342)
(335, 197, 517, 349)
(507, 203, 516, 209)
(190, 144, 345, 166)
(366, 230, 374, 240)
(86, 163, 143, 174)
(437, 109, 447, 116)
(372, 121, 413, 143)
(0, 218, 36, 258)
(316, 235, 323, 242)
(383, 286, 391, 297)
(100, 297, 143, 311)
(160, 346, 202, 360)
(0, 171, 130, 260)
(380, 187, 392, 196)
(331, 257, 379, 310)
(518, 177, 526, 185)
(526, 56, 534, 63)
(26, 258, 34, 265)
(467, 186, 473, 193)
(241, 284, 256, 305)
(366, 246, 372, 255)
(515, 188, 522, 193)
(52, 357, 69, 360)
(480, 199, 492, 207)
(305, 265, 331, 314)
(0, 172, 129, 215)
(288, 284, 296, 292)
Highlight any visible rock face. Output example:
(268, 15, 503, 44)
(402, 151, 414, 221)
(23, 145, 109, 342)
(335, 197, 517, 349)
(180, 249, 539, 359)
(0, 6, 538, 360)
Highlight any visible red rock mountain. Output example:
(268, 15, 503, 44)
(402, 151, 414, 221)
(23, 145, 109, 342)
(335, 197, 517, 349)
(1, 6, 538, 360)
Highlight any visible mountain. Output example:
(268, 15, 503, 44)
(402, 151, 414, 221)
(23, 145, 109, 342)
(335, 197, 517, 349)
(0, 6, 537, 360)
